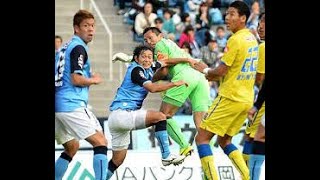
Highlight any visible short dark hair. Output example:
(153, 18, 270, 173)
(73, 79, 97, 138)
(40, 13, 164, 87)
(183, 25, 194, 34)
(180, 13, 190, 23)
(259, 12, 265, 20)
(216, 26, 225, 32)
(154, 17, 163, 24)
(229, 1, 250, 23)
(55, 35, 63, 42)
(132, 45, 153, 62)
(208, 39, 217, 44)
(143, 27, 162, 35)
(73, 9, 94, 27)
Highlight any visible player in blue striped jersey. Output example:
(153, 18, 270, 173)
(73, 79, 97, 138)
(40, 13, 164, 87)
(106, 45, 187, 179)
(55, 10, 109, 180)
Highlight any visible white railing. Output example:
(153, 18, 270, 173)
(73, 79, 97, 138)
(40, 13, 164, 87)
(81, 0, 113, 81)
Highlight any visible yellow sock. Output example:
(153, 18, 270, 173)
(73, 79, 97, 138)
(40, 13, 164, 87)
(200, 156, 219, 180)
(242, 153, 250, 167)
(197, 144, 219, 180)
(228, 150, 250, 180)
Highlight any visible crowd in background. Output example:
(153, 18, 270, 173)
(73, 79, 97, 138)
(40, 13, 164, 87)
(114, 0, 264, 114)
(55, 0, 264, 115)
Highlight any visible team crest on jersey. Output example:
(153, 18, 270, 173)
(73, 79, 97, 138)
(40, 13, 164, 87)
(139, 71, 146, 79)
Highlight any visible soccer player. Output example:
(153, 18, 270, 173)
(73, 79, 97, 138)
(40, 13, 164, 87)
(247, 13, 266, 180)
(106, 45, 186, 179)
(55, 35, 63, 53)
(248, 77, 265, 180)
(55, 10, 109, 180)
(192, 1, 257, 179)
(143, 26, 211, 159)
(243, 12, 265, 166)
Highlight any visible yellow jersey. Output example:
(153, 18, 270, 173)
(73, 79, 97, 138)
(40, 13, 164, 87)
(219, 29, 258, 103)
(257, 42, 265, 74)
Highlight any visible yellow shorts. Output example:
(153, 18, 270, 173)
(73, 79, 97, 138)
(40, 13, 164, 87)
(200, 95, 252, 137)
(245, 103, 265, 138)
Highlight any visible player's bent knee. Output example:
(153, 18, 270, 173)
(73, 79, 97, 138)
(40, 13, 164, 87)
(217, 137, 232, 149)
(86, 132, 108, 147)
(64, 142, 80, 157)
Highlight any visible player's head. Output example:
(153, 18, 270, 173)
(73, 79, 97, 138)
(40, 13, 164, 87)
(55, 35, 63, 51)
(258, 13, 265, 41)
(73, 10, 95, 44)
(132, 45, 154, 69)
(143, 27, 163, 48)
(154, 17, 164, 30)
(225, 1, 250, 33)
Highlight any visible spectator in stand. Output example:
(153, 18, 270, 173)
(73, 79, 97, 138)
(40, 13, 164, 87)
(194, 2, 212, 47)
(181, 41, 192, 56)
(175, 12, 192, 40)
(154, 17, 164, 32)
(179, 25, 201, 58)
(134, 2, 157, 42)
(216, 26, 228, 51)
(200, 39, 220, 68)
(149, 0, 169, 17)
(207, 0, 224, 25)
(162, 9, 176, 39)
(195, 2, 211, 31)
(247, 0, 260, 37)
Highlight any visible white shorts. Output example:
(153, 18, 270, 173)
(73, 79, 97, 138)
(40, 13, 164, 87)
(55, 107, 103, 144)
(108, 109, 147, 150)
(261, 113, 265, 127)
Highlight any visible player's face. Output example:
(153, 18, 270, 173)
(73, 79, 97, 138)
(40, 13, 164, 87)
(55, 38, 62, 50)
(74, 18, 95, 44)
(225, 7, 245, 33)
(144, 30, 162, 48)
(258, 15, 265, 40)
(136, 50, 153, 69)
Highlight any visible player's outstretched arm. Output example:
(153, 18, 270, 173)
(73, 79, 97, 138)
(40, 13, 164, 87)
(157, 52, 198, 67)
(193, 62, 228, 81)
(152, 67, 169, 82)
(143, 80, 188, 93)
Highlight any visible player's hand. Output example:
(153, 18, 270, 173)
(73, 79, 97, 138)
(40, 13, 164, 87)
(187, 58, 199, 68)
(205, 73, 214, 81)
(91, 72, 103, 84)
(173, 80, 188, 87)
(193, 61, 208, 72)
(157, 52, 169, 67)
(247, 106, 258, 125)
(157, 52, 168, 61)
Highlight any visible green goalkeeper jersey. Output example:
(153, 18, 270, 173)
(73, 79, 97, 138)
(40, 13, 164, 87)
(154, 38, 193, 77)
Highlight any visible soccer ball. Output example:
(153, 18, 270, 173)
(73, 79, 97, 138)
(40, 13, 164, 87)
(112, 52, 132, 63)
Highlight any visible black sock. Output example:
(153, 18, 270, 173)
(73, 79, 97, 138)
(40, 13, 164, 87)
(60, 152, 72, 162)
(252, 141, 265, 155)
(155, 120, 167, 132)
(108, 160, 119, 173)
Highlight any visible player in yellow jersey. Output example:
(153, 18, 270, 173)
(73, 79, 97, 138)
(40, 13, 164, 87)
(192, 1, 257, 179)
(247, 12, 266, 180)
(242, 12, 265, 167)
